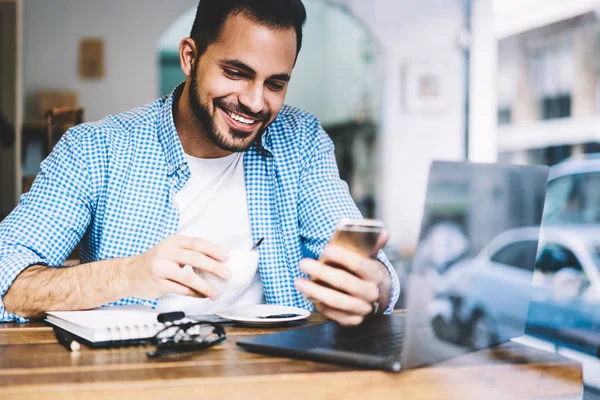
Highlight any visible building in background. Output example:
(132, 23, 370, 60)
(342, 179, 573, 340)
(496, 5, 600, 166)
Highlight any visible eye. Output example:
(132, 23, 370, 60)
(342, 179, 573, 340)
(224, 69, 244, 79)
(266, 81, 285, 92)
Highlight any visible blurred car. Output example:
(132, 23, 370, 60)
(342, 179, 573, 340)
(428, 226, 600, 353)
(544, 154, 600, 225)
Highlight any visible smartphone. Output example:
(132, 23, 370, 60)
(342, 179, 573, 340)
(321, 218, 385, 262)
(310, 219, 384, 291)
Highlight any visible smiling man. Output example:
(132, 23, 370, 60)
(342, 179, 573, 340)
(0, 0, 399, 325)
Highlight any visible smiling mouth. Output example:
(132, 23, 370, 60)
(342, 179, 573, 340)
(218, 106, 261, 132)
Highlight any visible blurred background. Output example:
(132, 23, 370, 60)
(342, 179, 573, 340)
(1, 0, 600, 395)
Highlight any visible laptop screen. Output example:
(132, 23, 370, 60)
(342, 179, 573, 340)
(400, 161, 549, 369)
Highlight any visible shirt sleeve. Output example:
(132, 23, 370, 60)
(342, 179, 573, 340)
(297, 123, 400, 313)
(0, 130, 94, 322)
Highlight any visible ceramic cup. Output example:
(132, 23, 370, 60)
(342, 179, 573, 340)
(156, 250, 259, 314)
(202, 249, 259, 293)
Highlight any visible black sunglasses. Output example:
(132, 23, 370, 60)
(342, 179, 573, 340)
(146, 320, 226, 358)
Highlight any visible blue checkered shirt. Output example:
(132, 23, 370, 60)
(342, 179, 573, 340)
(0, 89, 400, 323)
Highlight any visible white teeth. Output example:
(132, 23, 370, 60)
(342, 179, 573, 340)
(227, 110, 256, 125)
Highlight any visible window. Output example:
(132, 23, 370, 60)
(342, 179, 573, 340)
(490, 240, 540, 271)
(535, 244, 590, 294)
(541, 145, 571, 166)
(498, 108, 512, 125)
(528, 40, 574, 120)
(536, 243, 583, 275)
(497, 59, 514, 126)
(544, 172, 600, 224)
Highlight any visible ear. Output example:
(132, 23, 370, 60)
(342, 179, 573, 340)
(179, 38, 198, 78)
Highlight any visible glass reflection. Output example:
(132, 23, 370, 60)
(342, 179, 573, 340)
(545, 170, 600, 224)
(399, 161, 549, 369)
(526, 227, 600, 357)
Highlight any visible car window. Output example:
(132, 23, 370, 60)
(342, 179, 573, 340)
(545, 175, 575, 218)
(536, 242, 584, 275)
(544, 175, 581, 223)
(490, 240, 539, 271)
(544, 172, 600, 224)
(582, 174, 600, 222)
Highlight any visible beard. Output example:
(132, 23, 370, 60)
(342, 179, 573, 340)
(188, 66, 271, 153)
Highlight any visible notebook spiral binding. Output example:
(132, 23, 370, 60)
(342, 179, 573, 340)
(105, 323, 166, 342)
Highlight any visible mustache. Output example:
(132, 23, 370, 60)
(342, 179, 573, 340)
(215, 99, 270, 122)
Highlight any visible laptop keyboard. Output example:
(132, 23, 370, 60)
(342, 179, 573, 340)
(331, 322, 406, 357)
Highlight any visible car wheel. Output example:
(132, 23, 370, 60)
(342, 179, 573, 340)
(470, 312, 498, 349)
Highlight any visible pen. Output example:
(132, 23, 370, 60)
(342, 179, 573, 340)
(53, 327, 81, 352)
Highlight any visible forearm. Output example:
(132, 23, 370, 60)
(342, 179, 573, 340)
(3, 258, 133, 319)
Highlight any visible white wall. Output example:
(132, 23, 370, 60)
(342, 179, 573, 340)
(22, 0, 198, 122)
(331, 0, 469, 248)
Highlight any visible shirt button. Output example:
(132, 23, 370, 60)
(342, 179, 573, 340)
(143, 302, 151, 308)
(180, 165, 185, 170)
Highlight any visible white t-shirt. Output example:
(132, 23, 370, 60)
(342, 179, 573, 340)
(156, 152, 264, 315)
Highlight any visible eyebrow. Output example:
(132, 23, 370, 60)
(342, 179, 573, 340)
(221, 59, 291, 82)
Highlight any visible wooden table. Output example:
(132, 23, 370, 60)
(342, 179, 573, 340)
(0, 312, 583, 400)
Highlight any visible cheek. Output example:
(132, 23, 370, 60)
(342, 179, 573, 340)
(203, 76, 242, 104)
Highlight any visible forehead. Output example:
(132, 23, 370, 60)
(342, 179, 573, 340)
(205, 12, 297, 76)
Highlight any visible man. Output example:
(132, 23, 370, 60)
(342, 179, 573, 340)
(0, 0, 399, 325)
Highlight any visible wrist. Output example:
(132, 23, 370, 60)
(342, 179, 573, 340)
(376, 261, 391, 313)
(115, 256, 139, 299)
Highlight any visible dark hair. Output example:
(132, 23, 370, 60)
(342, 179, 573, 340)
(190, 0, 306, 60)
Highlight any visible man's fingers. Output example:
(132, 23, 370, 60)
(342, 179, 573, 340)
(173, 249, 232, 280)
(159, 279, 207, 298)
(299, 259, 379, 303)
(316, 303, 364, 326)
(157, 263, 220, 300)
(169, 235, 230, 262)
(294, 278, 372, 316)
(320, 245, 373, 280)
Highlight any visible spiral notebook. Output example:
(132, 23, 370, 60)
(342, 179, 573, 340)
(45, 305, 179, 348)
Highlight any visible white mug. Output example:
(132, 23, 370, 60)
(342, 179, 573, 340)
(202, 249, 259, 293)
(156, 249, 259, 314)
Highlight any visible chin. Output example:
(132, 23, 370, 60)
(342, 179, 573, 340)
(213, 120, 263, 152)
(216, 133, 257, 153)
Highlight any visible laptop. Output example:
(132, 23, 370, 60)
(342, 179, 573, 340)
(237, 161, 550, 372)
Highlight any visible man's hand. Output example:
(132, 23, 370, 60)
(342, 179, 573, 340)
(126, 235, 231, 301)
(294, 231, 392, 326)
(3, 235, 232, 319)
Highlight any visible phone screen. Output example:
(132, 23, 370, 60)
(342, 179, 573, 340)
(322, 219, 384, 263)
(311, 219, 383, 289)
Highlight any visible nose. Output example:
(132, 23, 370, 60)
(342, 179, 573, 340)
(239, 82, 265, 115)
